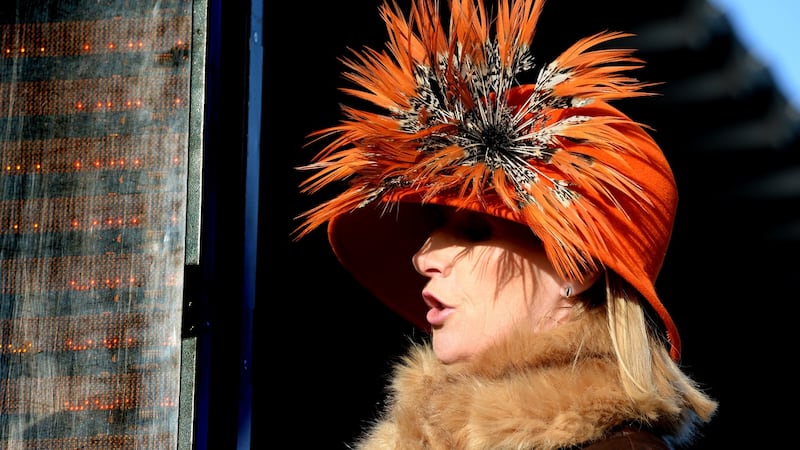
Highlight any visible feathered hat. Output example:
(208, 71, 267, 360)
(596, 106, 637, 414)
(295, 0, 681, 360)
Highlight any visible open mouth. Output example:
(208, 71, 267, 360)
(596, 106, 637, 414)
(423, 291, 454, 326)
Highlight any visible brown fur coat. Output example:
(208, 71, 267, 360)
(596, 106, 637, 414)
(353, 309, 705, 449)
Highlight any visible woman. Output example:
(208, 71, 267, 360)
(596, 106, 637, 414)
(295, 0, 718, 448)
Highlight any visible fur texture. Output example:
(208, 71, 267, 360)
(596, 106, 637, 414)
(353, 308, 702, 449)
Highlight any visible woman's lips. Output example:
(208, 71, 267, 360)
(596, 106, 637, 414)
(423, 291, 454, 326)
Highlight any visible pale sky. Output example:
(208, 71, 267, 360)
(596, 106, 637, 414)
(711, 0, 800, 109)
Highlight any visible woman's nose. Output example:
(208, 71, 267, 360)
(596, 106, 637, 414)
(412, 233, 453, 277)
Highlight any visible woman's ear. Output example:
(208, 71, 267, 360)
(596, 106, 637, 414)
(560, 270, 602, 298)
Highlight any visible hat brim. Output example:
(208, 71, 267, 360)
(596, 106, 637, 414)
(328, 200, 433, 331)
(327, 193, 681, 360)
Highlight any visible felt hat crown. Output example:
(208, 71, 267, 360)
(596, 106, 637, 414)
(296, 0, 681, 360)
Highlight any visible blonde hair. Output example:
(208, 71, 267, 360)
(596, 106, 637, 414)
(604, 272, 718, 423)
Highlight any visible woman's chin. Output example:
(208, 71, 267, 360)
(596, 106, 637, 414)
(432, 334, 470, 364)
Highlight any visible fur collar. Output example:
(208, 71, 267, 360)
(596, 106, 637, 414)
(354, 309, 696, 449)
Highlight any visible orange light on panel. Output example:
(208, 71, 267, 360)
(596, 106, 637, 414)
(103, 337, 120, 349)
(16, 344, 31, 354)
(2, 341, 32, 354)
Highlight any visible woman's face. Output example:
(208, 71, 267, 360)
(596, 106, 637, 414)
(412, 207, 571, 363)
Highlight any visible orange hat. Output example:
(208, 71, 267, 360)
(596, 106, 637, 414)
(296, 0, 681, 360)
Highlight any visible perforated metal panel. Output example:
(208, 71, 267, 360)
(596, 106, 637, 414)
(0, 1, 204, 447)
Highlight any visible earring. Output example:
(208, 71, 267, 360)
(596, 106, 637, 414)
(561, 285, 574, 298)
